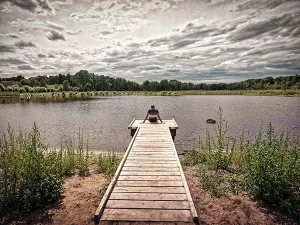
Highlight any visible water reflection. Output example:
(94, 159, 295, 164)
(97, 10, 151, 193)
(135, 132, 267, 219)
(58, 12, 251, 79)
(0, 95, 299, 153)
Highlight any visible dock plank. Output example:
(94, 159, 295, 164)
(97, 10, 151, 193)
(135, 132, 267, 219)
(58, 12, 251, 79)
(109, 192, 188, 201)
(95, 120, 198, 224)
(106, 200, 190, 209)
(122, 167, 179, 172)
(113, 186, 186, 193)
(118, 175, 181, 181)
(116, 180, 183, 187)
(120, 171, 181, 176)
(101, 209, 192, 222)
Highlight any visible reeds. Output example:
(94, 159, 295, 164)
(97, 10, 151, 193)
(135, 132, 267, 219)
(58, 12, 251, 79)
(183, 107, 300, 217)
(0, 124, 121, 215)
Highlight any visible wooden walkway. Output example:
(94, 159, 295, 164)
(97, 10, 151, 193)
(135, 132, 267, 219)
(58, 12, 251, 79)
(94, 119, 198, 224)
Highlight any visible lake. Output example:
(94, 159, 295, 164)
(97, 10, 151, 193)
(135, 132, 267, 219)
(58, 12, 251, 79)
(1, 95, 300, 153)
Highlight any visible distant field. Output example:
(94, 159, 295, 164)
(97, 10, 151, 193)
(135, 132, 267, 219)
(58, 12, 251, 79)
(1, 89, 300, 100)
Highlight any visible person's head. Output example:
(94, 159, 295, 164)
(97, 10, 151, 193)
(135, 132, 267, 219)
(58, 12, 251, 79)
(151, 105, 155, 109)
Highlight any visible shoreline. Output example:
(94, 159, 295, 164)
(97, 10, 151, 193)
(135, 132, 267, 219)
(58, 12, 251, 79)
(0, 89, 300, 102)
(1, 165, 297, 225)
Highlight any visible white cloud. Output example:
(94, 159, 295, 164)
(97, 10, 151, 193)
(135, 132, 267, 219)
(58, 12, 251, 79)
(0, 0, 299, 83)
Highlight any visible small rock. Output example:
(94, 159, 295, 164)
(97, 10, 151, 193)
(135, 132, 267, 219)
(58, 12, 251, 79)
(206, 119, 216, 124)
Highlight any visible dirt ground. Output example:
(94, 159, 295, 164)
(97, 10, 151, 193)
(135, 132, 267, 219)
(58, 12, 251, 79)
(1, 168, 298, 225)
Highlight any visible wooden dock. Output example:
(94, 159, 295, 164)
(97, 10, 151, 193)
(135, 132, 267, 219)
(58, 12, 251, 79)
(94, 119, 198, 224)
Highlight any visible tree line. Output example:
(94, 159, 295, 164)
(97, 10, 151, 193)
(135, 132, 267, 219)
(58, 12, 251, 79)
(0, 70, 299, 92)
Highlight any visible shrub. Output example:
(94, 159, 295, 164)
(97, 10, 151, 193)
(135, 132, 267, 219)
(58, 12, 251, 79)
(0, 83, 5, 92)
(183, 107, 236, 171)
(240, 123, 300, 215)
(35, 87, 47, 93)
(23, 85, 30, 92)
(184, 109, 300, 217)
(18, 87, 26, 93)
(0, 124, 63, 215)
(7, 86, 13, 92)
(96, 151, 121, 176)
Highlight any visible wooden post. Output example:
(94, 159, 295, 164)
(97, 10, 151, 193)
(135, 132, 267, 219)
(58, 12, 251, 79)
(131, 128, 137, 137)
(170, 128, 176, 141)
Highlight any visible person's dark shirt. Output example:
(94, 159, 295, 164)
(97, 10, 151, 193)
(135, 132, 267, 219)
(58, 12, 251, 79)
(148, 109, 159, 115)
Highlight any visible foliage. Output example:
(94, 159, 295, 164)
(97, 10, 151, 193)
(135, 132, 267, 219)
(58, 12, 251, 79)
(184, 108, 300, 217)
(0, 122, 124, 216)
(239, 124, 300, 215)
(95, 151, 121, 176)
(0, 83, 5, 92)
(183, 107, 236, 171)
(1, 71, 299, 93)
(0, 124, 63, 215)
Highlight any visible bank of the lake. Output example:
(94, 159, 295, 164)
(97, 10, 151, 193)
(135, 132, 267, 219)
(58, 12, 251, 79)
(1, 165, 297, 225)
(1, 118, 299, 225)
(1, 89, 300, 101)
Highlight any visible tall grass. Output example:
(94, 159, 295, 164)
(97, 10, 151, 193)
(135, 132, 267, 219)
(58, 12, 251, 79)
(184, 108, 300, 217)
(239, 124, 300, 215)
(0, 124, 121, 216)
(0, 124, 63, 214)
(95, 151, 121, 176)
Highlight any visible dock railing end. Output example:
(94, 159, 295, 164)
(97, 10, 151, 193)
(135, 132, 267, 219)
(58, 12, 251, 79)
(128, 118, 136, 129)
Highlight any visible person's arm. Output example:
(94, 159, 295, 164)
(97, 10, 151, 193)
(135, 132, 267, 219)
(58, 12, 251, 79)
(143, 113, 149, 123)
(157, 113, 163, 123)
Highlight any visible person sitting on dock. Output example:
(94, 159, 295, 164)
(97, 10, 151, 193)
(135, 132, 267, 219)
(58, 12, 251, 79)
(143, 105, 163, 123)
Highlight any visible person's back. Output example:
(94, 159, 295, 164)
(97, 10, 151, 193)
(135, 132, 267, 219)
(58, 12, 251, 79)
(143, 105, 163, 123)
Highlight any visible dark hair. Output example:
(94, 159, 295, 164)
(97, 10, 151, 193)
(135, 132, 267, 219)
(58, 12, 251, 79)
(151, 105, 155, 108)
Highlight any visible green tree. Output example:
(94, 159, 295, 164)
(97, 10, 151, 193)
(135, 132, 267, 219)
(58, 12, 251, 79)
(0, 83, 6, 92)
(63, 80, 70, 91)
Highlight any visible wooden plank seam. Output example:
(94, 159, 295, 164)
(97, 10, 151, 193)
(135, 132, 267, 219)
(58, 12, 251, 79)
(94, 126, 140, 224)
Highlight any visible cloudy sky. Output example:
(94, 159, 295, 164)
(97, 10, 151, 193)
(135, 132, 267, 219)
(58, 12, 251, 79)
(0, 0, 299, 83)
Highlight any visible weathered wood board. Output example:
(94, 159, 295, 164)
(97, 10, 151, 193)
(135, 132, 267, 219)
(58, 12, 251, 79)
(94, 119, 198, 224)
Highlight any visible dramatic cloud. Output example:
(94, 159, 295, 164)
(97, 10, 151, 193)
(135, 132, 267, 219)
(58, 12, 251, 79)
(17, 64, 36, 70)
(47, 30, 66, 41)
(6, 33, 19, 38)
(0, 43, 15, 52)
(0, 0, 52, 12)
(0, 0, 299, 82)
(0, 57, 25, 65)
(46, 21, 64, 30)
(15, 40, 36, 48)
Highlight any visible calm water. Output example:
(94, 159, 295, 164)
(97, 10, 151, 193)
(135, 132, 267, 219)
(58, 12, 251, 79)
(1, 95, 300, 152)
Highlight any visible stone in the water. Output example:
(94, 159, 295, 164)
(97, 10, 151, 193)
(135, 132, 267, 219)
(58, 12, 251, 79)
(206, 119, 216, 124)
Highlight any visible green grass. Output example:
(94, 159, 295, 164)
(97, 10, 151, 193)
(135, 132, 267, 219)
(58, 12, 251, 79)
(0, 124, 122, 216)
(94, 151, 121, 176)
(1, 89, 300, 100)
(183, 107, 300, 218)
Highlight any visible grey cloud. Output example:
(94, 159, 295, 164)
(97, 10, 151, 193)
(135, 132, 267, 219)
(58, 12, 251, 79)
(0, 0, 52, 12)
(167, 68, 181, 72)
(48, 52, 55, 58)
(137, 65, 164, 70)
(47, 30, 66, 41)
(229, 13, 300, 41)
(15, 40, 36, 48)
(147, 37, 170, 47)
(17, 64, 36, 70)
(42, 65, 56, 69)
(46, 21, 64, 30)
(236, 0, 298, 12)
(0, 43, 15, 52)
(172, 39, 197, 49)
(101, 31, 112, 35)
(0, 57, 25, 65)
(38, 53, 46, 58)
(6, 33, 20, 38)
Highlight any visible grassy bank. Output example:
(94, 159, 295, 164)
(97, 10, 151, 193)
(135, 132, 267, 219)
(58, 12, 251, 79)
(183, 107, 300, 218)
(1, 89, 300, 102)
(0, 124, 121, 216)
